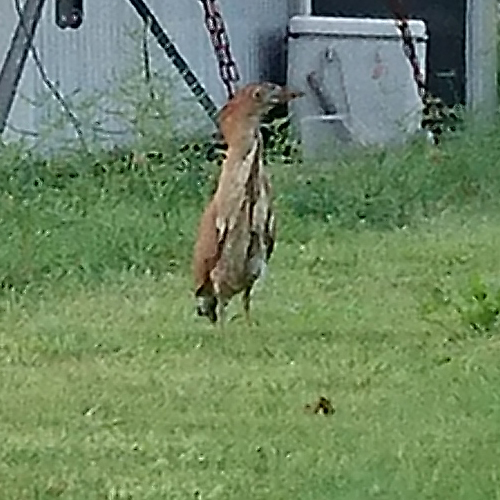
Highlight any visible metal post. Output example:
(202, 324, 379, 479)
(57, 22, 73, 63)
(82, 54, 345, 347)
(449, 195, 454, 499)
(466, 0, 498, 120)
(0, 0, 47, 135)
(126, 0, 219, 123)
(288, 0, 311, 16)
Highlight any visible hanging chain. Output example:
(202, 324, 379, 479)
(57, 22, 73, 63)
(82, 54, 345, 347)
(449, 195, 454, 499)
(388, 0, 459, 145)
(199, 0, 240, 99)
(395, 17, 426, 100)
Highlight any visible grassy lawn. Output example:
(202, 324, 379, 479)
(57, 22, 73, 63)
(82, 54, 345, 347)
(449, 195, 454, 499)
(1, 13, 500, 491)
(1, 205, 500, 499)
(1, 113, 500, 498)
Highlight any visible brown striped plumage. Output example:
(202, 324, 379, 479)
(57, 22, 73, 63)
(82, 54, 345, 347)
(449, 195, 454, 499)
(192, 82, 303, 325)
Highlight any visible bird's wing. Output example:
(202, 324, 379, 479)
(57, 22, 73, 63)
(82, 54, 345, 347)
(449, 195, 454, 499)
(194, 138, 259, 297)
(193, 199, 228, 296)
(262, 172, 276, 261)
(215, 138, 260, 235)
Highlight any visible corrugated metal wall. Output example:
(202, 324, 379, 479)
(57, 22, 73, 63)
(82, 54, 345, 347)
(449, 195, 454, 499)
(0, 0, 294, 151)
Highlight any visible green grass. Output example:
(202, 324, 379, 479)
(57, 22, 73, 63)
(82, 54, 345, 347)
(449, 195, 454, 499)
(1, 123, 500, 499)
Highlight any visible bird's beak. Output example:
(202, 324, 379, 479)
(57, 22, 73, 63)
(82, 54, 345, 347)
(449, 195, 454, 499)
(267, 86, 305, 105)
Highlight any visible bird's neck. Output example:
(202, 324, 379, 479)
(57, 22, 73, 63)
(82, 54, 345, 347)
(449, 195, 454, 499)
(220, 114, 260, 157)
(215, 124, 263, 201)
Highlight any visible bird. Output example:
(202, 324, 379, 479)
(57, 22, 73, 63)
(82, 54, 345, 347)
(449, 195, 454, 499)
(192, 81, 304, 326)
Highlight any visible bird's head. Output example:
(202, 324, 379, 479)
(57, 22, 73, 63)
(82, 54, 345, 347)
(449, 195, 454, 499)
(219, 82, 304, 121)
(239, 82, 304, 116)
(216, 82, 304, 146)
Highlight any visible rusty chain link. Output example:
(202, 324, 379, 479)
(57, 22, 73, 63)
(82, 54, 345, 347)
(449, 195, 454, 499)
(198, 1, 299, 163)
(199, 0, 240, 99)
(388, 0, 426, 100)
(387, 0, 458, 145)
(396, 19, 426, 100)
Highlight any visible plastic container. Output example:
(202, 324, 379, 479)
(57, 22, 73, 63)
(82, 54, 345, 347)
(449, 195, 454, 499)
(287, 15, 428, 158)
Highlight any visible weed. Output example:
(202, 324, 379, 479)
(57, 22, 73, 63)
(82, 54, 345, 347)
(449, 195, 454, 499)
(423, 273, 500, 335)
(0, 33, 500, 500)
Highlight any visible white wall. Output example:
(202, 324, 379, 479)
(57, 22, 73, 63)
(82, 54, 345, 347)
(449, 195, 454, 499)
(0, 0, 292, 151)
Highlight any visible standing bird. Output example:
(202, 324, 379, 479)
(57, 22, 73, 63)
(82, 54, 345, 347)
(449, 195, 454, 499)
(192, 82, 304, 326)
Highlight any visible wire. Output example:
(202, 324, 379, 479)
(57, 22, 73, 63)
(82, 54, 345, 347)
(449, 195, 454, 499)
(12, 0, 88, 151)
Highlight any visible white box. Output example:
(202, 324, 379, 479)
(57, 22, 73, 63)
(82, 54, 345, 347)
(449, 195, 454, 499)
(287, 15, 428, 155)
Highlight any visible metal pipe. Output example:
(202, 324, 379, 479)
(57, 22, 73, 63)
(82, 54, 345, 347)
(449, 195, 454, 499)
(465, 0, 497, 120)
(0, 0, 47, 135)
(126, 0, 219, 123)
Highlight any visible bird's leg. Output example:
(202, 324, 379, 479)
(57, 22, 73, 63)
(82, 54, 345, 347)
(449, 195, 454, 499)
(196, 294, 217, 324)
(242, 286, 252, 325)
(217, 299, 228, 330)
